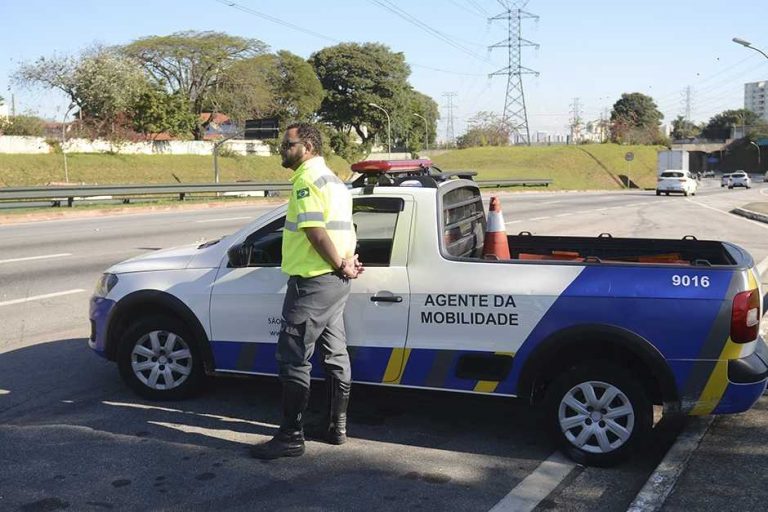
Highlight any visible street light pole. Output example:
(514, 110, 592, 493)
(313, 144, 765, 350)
(749, 141, 761, 170)
(413, 113, 429, 152)
(369, 102, 391, 159)
(733, 37, 768, 60)
(62, 103, 76, 183)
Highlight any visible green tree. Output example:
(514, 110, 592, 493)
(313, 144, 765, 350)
(456, 111, 510, 148)
(13, 46, 150, 135)
(212, 54, 275, 123)
(408, 90, 440, 153)
(269, 50, 324, 123)
(123, 31, 268, 139)
(671, 116, 701, 140)
(215, 50, 323, 126)
(131, 88, 197, 138)
(609, 92, 663, 144)
(701, 109, 761, 140)
(309, 43, 411, 146)
(1, 115, 46, 136)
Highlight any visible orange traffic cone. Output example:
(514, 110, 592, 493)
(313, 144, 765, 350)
(483, 196, 510, 260)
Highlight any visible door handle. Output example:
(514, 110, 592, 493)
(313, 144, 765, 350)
(371, 295, 403, 303)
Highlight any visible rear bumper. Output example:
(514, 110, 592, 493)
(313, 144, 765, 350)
(711, 339, 768, 414)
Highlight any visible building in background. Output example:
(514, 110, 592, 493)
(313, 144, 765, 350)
(745, 81, 768, 122)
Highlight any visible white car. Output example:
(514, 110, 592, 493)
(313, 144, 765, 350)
(656, 170, 697, 196)
(729, 171, 751, 189)
(721, 174, 732, 187)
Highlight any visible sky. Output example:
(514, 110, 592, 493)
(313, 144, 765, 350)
(2, 0, 767, 141)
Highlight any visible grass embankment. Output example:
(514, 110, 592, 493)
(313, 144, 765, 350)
(0, 153, 354, 187)
(429, 144, 663, 190)
(0, 144, 662, 190)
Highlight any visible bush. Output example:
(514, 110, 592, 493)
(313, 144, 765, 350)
(2, 115, 46, 136)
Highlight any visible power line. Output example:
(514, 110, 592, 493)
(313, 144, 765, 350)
(213, 0, 339, 44)
(368, 0, 494, 64)
(465, 0, 491, 16)
(214, 0, 492, 77)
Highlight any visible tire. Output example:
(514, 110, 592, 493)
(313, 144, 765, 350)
(541, 362, 652, 467)
(683, 191, 688, 197)
(655, 191, 660, 196)
(117, 315, 205, 400)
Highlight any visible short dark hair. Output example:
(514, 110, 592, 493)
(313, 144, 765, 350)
(286, 122, 322, 156)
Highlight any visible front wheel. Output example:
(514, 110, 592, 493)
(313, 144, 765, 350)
(541, 363, 652, 467)
(117, 315, 205, 400)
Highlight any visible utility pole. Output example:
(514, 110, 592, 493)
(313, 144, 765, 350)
(488, 0, 539, 146)
(569, 97, 583, 144)
(442, 92, 457, 146)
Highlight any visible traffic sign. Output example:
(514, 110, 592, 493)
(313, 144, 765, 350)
(625, 152, 634, 162)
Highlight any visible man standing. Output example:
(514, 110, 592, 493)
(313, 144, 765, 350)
(251, 122, 363, 460)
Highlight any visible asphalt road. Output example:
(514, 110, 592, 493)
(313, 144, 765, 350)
(1, 178, 767, 511)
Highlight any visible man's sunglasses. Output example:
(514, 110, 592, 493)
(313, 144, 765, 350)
(281, 140, 303, 149)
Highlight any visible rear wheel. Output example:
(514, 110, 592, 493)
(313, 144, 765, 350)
(541, 363, 652, 467)
(655, 191, 661, 196)
(117, 315, 205, 400)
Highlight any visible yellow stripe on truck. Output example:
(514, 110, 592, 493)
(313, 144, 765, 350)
(691, 338, 743, 415)
(383, 348, 411, 384)
(473, 352, 514, 393)
(474, 380, 499, 393)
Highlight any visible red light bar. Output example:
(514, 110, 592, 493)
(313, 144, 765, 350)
(350, 159, 432, 173)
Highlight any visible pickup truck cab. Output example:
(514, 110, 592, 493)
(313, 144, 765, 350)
(89, 159, 768, 466)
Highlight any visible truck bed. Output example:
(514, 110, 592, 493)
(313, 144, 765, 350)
(505, 234, 739, 267)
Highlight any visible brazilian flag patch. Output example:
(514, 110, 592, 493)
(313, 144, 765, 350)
(297, 187, 310, 199)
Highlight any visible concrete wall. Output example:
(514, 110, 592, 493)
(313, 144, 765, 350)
(0, 136, 271, 156)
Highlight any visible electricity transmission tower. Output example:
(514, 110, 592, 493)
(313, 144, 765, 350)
(569, 97, 583, 144)
(682, 86, 693, 122)
(489, 0, 539, 145)
(443, 92, 457, 146)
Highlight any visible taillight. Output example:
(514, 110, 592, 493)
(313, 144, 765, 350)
(731, 289, 760, 343)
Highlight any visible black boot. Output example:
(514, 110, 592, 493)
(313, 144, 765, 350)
(250, 382, 309, 460)
(305, 377, 350, 445)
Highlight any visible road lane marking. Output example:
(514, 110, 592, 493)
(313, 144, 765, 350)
(0, 289, 85, 307)
(685, 199, 768, 231)
(102, 400, 278, 428)
(529, 216, 551, 221)
(505, 220, 523, 225)
(757, 257, 768, 277)
(555, 213, 572, 217)
(0, 253, 72, 265)
(195, 216, 252, 223)
(489, 451, 575, 512)
(628, 417, 713, 512)
(0, 389, 9, 395)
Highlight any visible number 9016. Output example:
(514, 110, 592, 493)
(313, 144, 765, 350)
(672, 275, 710, 287)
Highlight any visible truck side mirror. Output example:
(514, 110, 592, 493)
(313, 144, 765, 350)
(227, 242, 251, 268)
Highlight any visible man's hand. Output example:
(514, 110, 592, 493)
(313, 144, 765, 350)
(340, 254, 364, 279)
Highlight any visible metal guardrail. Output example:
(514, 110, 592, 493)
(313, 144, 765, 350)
(0, 178, 552, 208)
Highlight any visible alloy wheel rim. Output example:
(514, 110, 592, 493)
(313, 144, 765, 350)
(558, 380, 635, 454)
(131, 330, 193, 390)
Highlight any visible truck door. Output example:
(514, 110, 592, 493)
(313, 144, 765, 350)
(208, 196, 412, 383)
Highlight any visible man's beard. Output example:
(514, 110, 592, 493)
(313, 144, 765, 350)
(281, 153, 298, 169)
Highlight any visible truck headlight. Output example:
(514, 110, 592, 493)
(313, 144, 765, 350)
(94, 273, 118, 297)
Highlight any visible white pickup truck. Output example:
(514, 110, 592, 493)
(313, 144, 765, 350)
(89, 159, 768, 466)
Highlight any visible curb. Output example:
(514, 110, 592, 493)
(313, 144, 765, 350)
(626, 416, 713, 512)
(731, 207, 768, 224)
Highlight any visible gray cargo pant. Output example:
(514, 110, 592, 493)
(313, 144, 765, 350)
(277, 273, 352, 389)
